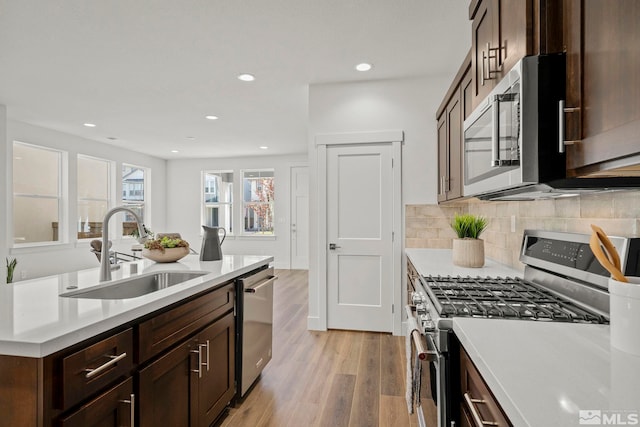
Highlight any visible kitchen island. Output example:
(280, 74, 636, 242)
(0, 254, 272, 427)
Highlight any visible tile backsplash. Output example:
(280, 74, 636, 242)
(406, 190, 640, 271)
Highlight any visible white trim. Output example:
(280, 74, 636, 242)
(315, 130, 403, 146)
(315, 130, 404, 335)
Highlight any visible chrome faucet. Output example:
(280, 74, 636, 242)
(99, 206, 148, 282)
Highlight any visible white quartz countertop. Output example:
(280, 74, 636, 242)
(0, 254, 272, 358)
(406, 248, 522, 278)
(454, 318, 640, 427)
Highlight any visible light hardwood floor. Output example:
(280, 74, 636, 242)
(219, 269, 419, 427)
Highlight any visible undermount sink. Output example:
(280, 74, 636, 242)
(61, 271, 208, 299)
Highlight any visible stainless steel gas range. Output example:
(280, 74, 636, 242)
(407, 229, 640, 427)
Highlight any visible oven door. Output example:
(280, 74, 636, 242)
(406, 307, 441, 427)
(425, 332, 447, 427)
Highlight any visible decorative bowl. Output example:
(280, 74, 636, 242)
(142, 246, 189, 263)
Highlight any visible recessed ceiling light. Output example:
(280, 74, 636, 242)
(186, 136, 196, 140)
(238, 73, 255, 82)
(107, 137, 118, 141)
(205, 115, 219, 120)
(355, 63, 373, 72)
(259, 146, 269, 150)
(83, 123, 96, 128)
(171, 150, 179, 153)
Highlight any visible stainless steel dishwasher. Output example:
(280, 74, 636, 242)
(236, 266, 276, 397)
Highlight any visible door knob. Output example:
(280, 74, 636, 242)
(329, 243, 341, 250)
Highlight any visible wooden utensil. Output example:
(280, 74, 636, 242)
(589, 224, 628, 283)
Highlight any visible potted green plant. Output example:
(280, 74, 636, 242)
(6, 257, 17, 284)
(451, 214, 488, 268)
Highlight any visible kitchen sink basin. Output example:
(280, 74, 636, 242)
(61, 271, 208, 299)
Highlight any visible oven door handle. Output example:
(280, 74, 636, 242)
(405, 305, 438, 362)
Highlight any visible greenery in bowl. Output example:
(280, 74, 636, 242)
(144, 236, 189, 253)
(451, 214, 488, 239)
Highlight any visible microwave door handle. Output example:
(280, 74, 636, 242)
(491, 95, 500, 167)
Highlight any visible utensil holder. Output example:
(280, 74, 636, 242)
(609, 277, 640, 356)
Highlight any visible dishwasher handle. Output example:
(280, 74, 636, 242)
(244, 275, 277, 293)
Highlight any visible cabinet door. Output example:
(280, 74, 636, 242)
(59, 377, 134, 427)
(194, 312, 235, 427)
(447, 94, 463, 200)
(471, 0, 500, 108)
(437, 115, 448, 202)
(564, 0, 640, 173)
(499, 0, 530, 74)
(138, 340, 195, 427)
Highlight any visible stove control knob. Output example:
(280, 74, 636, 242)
(423, 320, 436, 332)
(415, 303, 427, 315)
(411, 292, 424, 305)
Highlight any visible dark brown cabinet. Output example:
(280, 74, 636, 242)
(59, 378, 134, 427)
(469, 0, 561, 109)
(563, 0, 640, 175)
(437, 54, 471, 203)
(459, 346, 511, 427)
(138, 312, 235, 427)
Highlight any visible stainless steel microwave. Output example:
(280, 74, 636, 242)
(463, 54, 566, 199)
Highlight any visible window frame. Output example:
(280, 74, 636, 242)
(202, 170, 234, 236)
(76, 154, 114, 240)
(11, 141, 67, 248)
(241, 168, 275, 237)
(121, 163, 150, 238)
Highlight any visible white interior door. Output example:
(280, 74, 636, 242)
(327, 143, 393, 332)
(290, 165, 309, 269)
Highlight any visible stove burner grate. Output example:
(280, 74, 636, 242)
(423, 275, 607, 324)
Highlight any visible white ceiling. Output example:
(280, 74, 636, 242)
(0, 0, 470, 159)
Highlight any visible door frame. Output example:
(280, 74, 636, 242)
(315, 130, 403, 335)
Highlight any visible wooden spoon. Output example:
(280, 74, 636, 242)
(589, 224, 628, 283)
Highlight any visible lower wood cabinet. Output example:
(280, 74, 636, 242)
(59, 377, 134, 427)
(138, 311, 235, 427)
(459, 345, 511, 427)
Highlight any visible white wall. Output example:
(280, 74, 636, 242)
(166, 154, 307, 269)
(4, 119, 167, 280)
(307, 75, 451, 330)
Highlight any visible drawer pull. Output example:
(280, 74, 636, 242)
(201, 340, 210, 372)
(191, 347, 203, 378)
(119, 393, 135, 427)
(84, 352, 127, 379)
(464, 392, 499, 426)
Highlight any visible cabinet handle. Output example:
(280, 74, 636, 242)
(439, 176, 445, 195)
(481, 50, 487, 86)
(464, 392, 499, 426)
(491, 95, 500, 167)
(119, 393, 135, 427)
(201, 341, 210, 372)
(558, 100, 565, 153)
(84, 352, 127, 379)
(191, 347, 203, 378)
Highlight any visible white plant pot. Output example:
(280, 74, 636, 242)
(452, 238, 485, 268)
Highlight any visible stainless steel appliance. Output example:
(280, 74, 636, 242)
(463, 54, 566, 200)
(236, 266, 277, 397)
(463, 54, 640, 201)
(407, 230, 640, 427)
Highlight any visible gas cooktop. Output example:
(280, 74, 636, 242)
(422, 275, 608, 324)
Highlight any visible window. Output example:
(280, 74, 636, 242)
(77, 155, 111, 239)
(242, 170, 274, 235)
(122, 164, 147, 236)
(12, 142, 64, 245)
(203, 171, 233, 233)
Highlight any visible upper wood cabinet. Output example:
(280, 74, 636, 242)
(437, 53, 471, 203)
(563, 0, 640, 175)
(469, 0, 562, 110)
